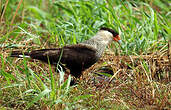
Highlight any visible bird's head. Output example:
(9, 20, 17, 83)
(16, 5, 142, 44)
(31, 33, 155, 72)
(100, 27, 121, 43)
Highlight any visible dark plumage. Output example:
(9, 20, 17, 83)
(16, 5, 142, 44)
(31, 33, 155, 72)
(100, 27, 118, 37)
(10, 27, 120, 78)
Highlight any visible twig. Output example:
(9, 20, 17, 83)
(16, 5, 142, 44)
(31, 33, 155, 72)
(168, 40, 171, 71)
(10, 0, 23, 25)
(0, 0, 9, 24)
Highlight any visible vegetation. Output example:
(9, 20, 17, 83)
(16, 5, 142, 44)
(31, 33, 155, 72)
(0, 0, 170, 109)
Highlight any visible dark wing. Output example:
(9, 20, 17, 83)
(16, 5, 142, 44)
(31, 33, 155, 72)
(11, 44, 99, 78)
(30, 44, 99, 69)
(60, 44, 99, 77)
(29, 48, 62, 64)
(62, 44, 99, 68)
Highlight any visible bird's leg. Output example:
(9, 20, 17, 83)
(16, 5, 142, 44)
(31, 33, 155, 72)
(69, 71, 82, 86)
(70, 77, 78, 86)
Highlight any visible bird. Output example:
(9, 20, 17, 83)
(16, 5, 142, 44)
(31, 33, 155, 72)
(10, 27, 121, 79)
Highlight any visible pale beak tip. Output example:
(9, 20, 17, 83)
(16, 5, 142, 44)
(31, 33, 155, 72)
(118, 40, 122, 44)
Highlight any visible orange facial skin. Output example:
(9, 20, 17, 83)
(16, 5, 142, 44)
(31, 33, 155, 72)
(113, 35, 121, 42)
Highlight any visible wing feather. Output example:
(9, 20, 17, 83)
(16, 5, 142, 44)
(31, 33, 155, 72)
(29, 44, 98, 68)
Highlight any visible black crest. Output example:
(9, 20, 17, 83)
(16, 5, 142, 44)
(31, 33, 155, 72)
(100, 27, 119, 37)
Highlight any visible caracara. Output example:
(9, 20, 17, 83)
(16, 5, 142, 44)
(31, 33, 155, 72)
(10, 27, 121, 78)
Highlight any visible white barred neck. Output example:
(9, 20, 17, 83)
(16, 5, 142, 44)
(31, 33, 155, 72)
(90, 30, 114, 45)
(81, 30, 114, 57)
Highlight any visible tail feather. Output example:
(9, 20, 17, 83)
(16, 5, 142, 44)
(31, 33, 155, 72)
(10, 51, 30, 58)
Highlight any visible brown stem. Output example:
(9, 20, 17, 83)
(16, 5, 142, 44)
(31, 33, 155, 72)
(10, 0, 23, 25)
(168, 40, 171, 71)
(0, 0, 9, 24)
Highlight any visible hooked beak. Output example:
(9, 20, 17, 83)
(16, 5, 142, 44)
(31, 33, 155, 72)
(113, 35, 122, 44)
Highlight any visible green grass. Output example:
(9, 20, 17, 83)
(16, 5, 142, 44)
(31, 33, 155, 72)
(0, 0, 171, 109)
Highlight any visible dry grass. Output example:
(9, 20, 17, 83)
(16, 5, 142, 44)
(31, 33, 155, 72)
(0, 44, 170, 109)
(81, 45, 171, 109)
